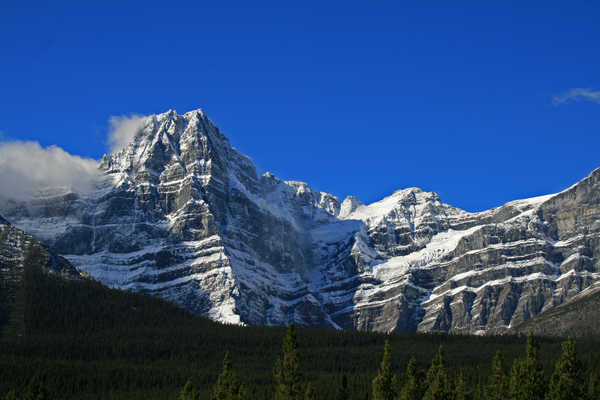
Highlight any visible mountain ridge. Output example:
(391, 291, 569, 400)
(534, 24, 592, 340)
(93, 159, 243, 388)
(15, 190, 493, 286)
(1, 108, 599, 334)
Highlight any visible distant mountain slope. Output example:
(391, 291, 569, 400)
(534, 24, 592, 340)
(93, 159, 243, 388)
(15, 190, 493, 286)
(2, 109, 600, 334)
(515, 284, 600, 338)
(2, 240, 206, 337)
(0, 214, 84, 281)
(0, 214, 85, 329)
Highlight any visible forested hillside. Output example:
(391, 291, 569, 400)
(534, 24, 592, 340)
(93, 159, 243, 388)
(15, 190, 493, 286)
(1, 248, 600, 399)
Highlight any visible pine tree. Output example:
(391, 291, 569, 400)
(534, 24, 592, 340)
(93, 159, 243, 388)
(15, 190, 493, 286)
(304, 383, 316, 400)
(274, 324, 303, 400)
(545, 340, 585, 400)
(399, 356, 422, 400)
(487, 351, 507, 400)
(23, 377, 49, 400)
(336, 375, 349, 400)
(238, 384, 249, 400)
(588, 373, 600, 400)
(2, 391, 18, 400)
(508, 359, 524, 400)
(179, 379, 200, 400)
(372, 339, 397, 400)
(456, 369, 471, 400)
(508, 333, 546, 400)
(475, 381, 485, 400)
(212, 352, 241, 400)
(423, 346, 452, 400)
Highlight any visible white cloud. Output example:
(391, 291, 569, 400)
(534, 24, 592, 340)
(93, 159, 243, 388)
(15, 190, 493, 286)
(107, 115, 147, 153)
(553, 88, 600, 105)
(0, 141, 101, 201)
(0, 114, 149, 201)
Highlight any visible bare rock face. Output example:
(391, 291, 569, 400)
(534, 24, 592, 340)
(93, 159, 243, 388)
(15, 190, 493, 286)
(514, 285, 600, 338)
(0, 215, 84, 282)
(2, 109, 600, 334)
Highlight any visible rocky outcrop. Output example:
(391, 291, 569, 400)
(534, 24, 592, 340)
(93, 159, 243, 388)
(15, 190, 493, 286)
(0, 215, 85, 283)
(1, 109, 599, 334)
(515, 283, 600, 338)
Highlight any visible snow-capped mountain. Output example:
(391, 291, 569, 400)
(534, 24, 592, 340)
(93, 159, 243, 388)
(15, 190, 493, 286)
(2, 109, 600, 334)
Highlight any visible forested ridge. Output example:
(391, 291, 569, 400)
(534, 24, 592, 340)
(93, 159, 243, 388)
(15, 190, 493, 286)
(1, 248, 599, 399)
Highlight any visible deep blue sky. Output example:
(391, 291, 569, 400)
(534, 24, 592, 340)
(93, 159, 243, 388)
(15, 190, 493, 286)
(1, 1, 599, 211)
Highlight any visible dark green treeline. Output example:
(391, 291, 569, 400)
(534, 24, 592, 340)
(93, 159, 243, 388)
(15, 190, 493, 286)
(179, 330, 596, 400)
(365, 334, 593, 400)
(2, 248, 600, 399)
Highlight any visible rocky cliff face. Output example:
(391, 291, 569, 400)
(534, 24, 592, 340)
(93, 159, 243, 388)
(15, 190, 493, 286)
(1, 109, 599, 334)
(514, 283, 600, 338)
(0, 215, 84, 283)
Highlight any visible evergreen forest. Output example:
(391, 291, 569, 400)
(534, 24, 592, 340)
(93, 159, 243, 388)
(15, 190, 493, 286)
(1, 247, 599, 399)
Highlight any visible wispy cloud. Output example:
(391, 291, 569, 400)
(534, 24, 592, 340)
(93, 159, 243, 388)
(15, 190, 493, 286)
(0, 141, 101, 201)
(0, 114, 151, 201)
(553, 88, 600, 106)
(107, 115, 148, 153)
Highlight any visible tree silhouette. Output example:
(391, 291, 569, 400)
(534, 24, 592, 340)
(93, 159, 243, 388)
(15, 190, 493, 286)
(546, 340, 585, 400)
(508, 333, 546, 400)
(423, 346, 452, 400)
(487, 351, 507, 400)
(304, 383, 316, 400)
(455, 369, 472, 400)
(212, 351, 242, 400)
(372, 339, 397, 400)
(274, 324, 303, 400)
(179, 379, 200, 400)
(335, 375, 349, 400)
(399, 356, 422, 400)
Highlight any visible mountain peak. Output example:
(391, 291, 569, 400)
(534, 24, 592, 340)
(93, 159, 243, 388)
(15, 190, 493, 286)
(182, 108, 206, 118)
(339, 196, 364, 218)
(391, 187, 423, 197)
(261, 171, 281, 186)
(149, 108, 209, 125)
(100, 108, 232, 178)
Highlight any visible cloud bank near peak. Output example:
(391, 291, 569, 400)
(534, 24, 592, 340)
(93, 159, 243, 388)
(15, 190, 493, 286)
(107, 115, 147, 153)
(0, 113, 151, 202)
(0, 141, 101, 201)
(553, 88, 600, 105)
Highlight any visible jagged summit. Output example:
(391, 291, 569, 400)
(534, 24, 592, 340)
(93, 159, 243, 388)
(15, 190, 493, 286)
(339, 196, 363, 218)
(100, 108, 233, 173)
(2, 108, 600, 334)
